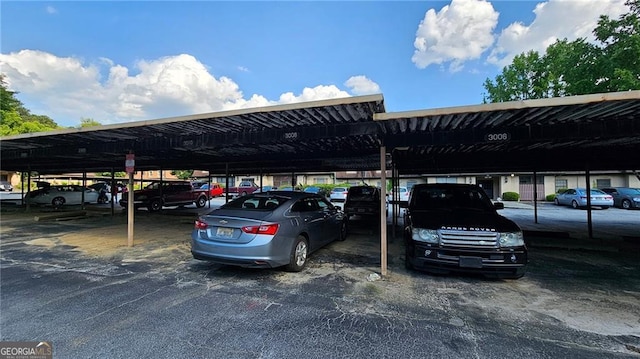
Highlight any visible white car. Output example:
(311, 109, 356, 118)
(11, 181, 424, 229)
(329, 187, 348, 202)
(26, 185, 100, 207)
(390, 187, 409, 202)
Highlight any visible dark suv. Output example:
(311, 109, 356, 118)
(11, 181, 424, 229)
(404, 184, 527, 279)
(344, 185, 388, 220)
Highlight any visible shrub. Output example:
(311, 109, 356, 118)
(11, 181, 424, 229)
(501, 192, 520, 201)
(546, 194, 556, 202)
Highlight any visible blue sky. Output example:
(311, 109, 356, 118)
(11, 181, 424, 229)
(0, 0, 629, 128)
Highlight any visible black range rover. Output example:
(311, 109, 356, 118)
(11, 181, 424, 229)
(404, 184, 527, 279)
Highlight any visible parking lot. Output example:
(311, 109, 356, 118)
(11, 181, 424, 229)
(1, 199, 639, 358)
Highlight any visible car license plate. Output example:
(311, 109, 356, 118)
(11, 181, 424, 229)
(459, 256, 483, 268)
(216, 227, 234, 238)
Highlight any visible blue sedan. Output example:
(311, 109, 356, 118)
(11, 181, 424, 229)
(191, 191, 346, 271)
(554, 188, 614, 209)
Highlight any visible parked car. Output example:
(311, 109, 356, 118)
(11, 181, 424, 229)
(226, 181, 261, 197)
(404, 183, 527, 279)
(303, 186, 328, 197)
(88, 182, 112, 204)
(554, 188, 613, 209)
(0, 181, 13, 192)
(120, 181, 209, 212)
(329, 186, 348, 202)
(344, 185, 388, 220)
(191, 191, 347, 271)
(600, 187, 640, 209)
(199, 183, 224, 197)
(26, 184, 100, 207)
(390, 186, 409, 202)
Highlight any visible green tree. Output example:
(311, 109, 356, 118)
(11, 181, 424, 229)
(593, 0, 640, 92)
(78, 118, 102, 128)
(171, 170, 194, 180)
(483, 0, 640, 102)
(0, 74, 60, 134)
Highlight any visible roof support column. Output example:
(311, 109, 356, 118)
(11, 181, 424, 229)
(533, 171, 539, 224)
(585, 168, 594, 239)
(380, 145, 388, 276)
(82, 171, 87, 210)
(225, 163, 230, 204)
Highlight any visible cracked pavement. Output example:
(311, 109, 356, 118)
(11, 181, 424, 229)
(1, 208, 639, 358)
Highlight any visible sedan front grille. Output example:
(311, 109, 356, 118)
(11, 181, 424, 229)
(440, 229, 498, 248)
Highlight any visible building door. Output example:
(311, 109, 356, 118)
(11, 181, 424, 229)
(477, 179, 494, 199)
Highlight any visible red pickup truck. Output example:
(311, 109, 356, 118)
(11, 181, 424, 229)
(226, 181, 260, 197)
(120, 181, 209, 212)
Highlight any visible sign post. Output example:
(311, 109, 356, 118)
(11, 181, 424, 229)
(125, 154, 135, 247)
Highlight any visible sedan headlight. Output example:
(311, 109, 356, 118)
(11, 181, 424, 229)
(412, 228, 439, 243)
(498, 231, 524, 247)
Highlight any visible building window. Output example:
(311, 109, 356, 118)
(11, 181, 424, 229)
(555, 179, 568, 191)
(313, 177, 327, 184)
(596, 179, 611, 188)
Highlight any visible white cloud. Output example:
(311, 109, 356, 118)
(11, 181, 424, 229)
(46, 6, 57, 14)
(412, 0, 498, 72)
(237, 66, 249, 72)
(0, 50, 355, 127)
(488, 0, 629, 67)
(344, 76, 381, 95)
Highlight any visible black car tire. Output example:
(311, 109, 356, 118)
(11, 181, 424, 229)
(338, 221, 347, 241)
(554, 198, 560, 206)
(571, 200, 580, 209)
(285, 236, 308, 272)
(51, 197, 65, 208)
(148, 199, 163, 212)
(195, 196, 207, 208)
(601, 206, 609, 210)
(622, 199, 632, 209)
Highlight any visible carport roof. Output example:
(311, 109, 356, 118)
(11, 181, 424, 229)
(1, 91, 639, 176)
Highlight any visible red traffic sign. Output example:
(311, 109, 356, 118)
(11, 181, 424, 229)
(125, 154, 135, 173)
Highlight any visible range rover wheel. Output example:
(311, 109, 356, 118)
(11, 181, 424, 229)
(285, 236, 308, 272)
(195, 196, 207, 208)
(148, 199, 162, 212)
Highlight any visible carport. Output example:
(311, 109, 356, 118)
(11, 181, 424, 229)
(1, 91, 639, 275)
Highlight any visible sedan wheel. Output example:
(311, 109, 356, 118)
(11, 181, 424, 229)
(285, 236, 308, 272)
(51, 197, 65, 208)
(571, 200, 580, 209)
(554, 198, 560, 206)
(622, 199, 632, 209)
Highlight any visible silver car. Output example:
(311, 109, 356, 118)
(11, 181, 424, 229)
(191, 191, 346, 271)
(554, 188, 613, 209)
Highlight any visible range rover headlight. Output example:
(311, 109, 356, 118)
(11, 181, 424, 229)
(498, 231, 524, 247)
(412, 228, 439, 243)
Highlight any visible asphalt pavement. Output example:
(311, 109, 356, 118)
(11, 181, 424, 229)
(1, 199, 639, 358)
